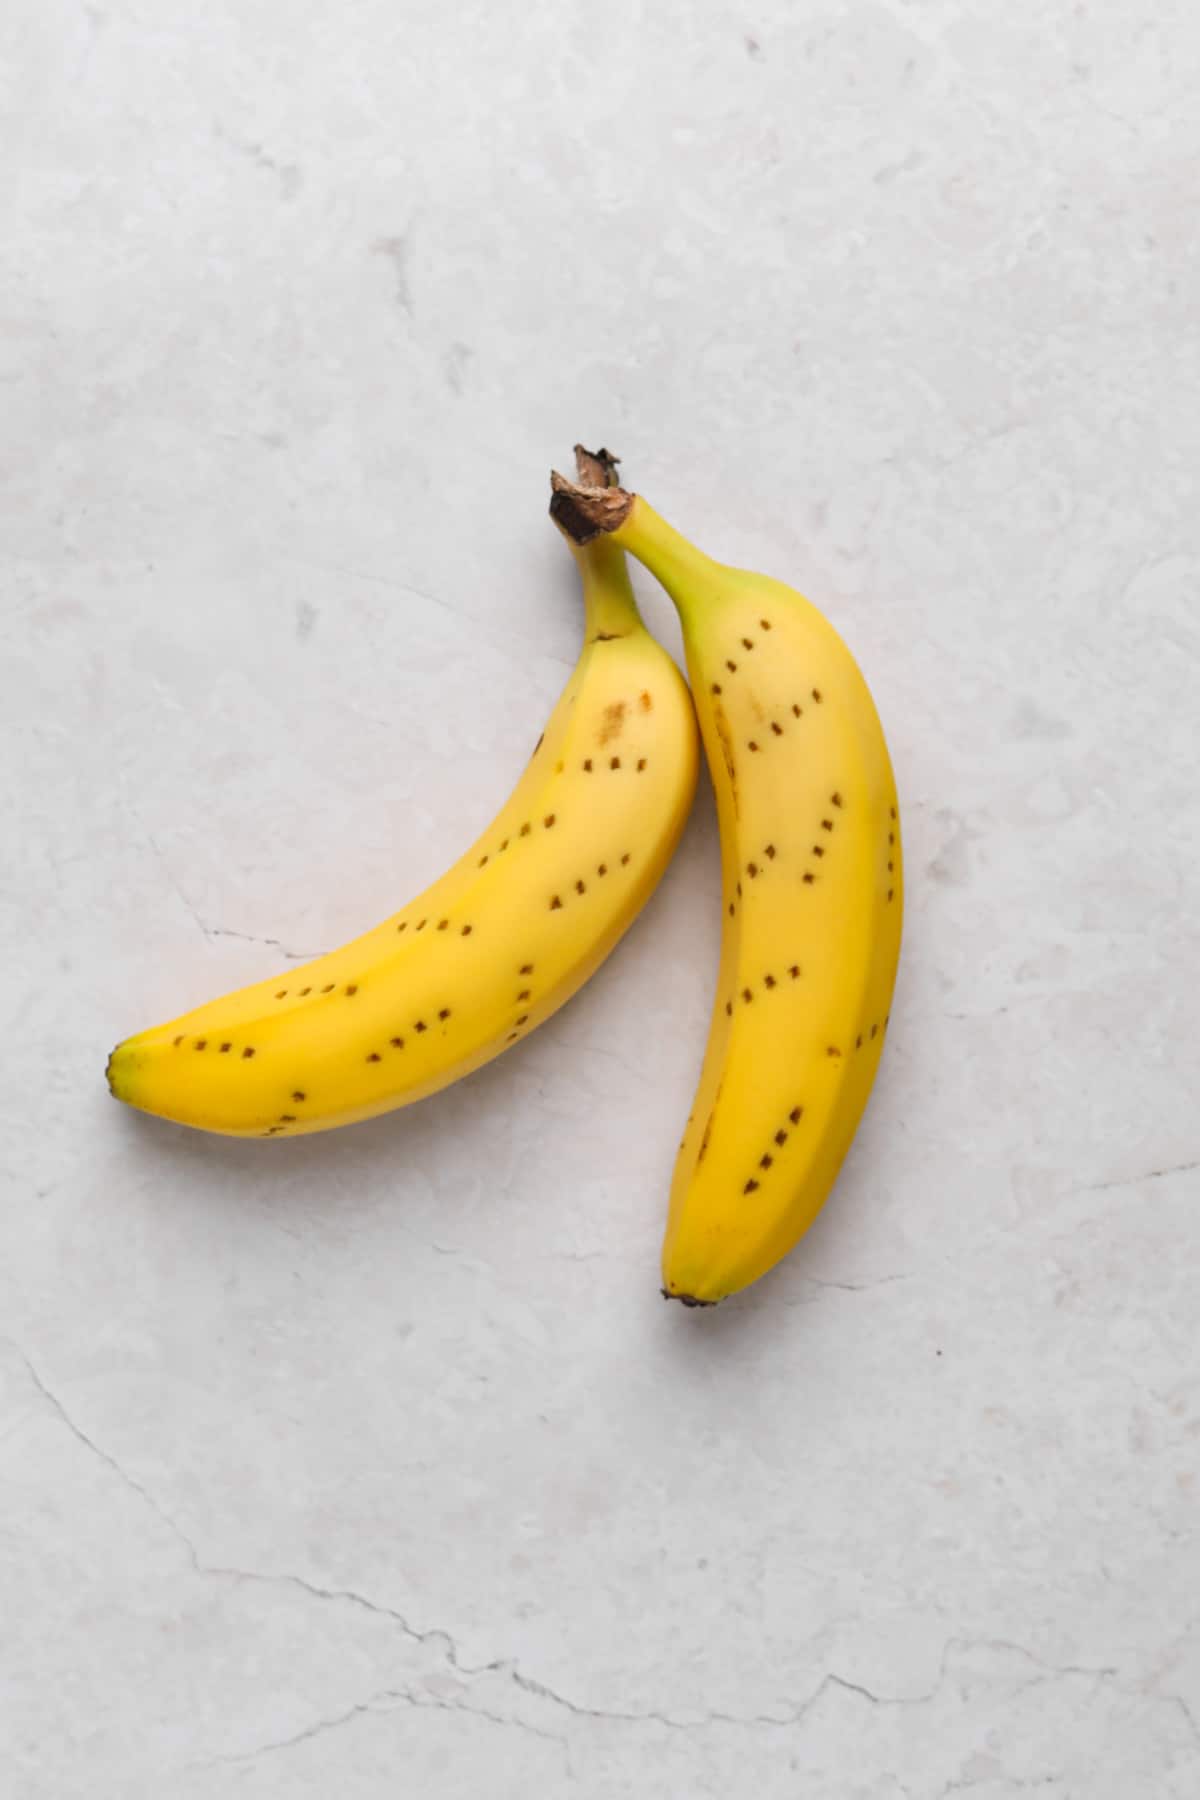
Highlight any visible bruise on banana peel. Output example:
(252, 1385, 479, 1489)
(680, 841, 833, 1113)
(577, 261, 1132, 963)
(106, 454, 700, 1139)
(552, 454, 903, 1308)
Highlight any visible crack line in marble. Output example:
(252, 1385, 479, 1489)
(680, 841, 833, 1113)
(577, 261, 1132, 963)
(9, 1339, 1199, 1761)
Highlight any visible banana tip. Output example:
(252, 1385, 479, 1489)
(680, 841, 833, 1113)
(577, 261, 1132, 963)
(106, 1043, 129, 1100)
(661, 1286, 718, 1309)
(549, 472, 632, 546)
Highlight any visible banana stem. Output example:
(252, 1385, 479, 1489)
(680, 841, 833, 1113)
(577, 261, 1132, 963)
(550, 474, 720, 621)
(610, 496, 720, 613)
(576, 535, 643, 640)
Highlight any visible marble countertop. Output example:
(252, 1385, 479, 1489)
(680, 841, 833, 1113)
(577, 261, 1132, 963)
(4, 2, 1198, 1794)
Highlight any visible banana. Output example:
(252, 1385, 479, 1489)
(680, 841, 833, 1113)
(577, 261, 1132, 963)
(551, 464, 902, 1303)
(107, 507, 699, 1139)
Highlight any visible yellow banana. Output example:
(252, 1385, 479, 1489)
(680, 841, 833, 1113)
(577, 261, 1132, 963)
(107, 528, 698, 1138)
(551, 465, 902, 1303)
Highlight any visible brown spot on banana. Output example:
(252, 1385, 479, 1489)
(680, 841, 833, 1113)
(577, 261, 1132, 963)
(599, 701, 627, 744)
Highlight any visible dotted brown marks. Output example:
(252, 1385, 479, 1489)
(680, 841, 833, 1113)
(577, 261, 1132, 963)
(741, 1101, 806, 1200)
(219, 1042, 232, 1054)
(322, 983, 336, 993)
(802, 791, 844, 886)
(855, 1017, 885, 1048)
(736, 960, 801, 1008)
(639, 690, 653, 712)
(760, 618, 772, 631)
(883, 800, 899, 903)
(610, 755, 621, 770)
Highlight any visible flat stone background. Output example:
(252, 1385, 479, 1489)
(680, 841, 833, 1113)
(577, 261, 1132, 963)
(3, 2, 1198, 1794)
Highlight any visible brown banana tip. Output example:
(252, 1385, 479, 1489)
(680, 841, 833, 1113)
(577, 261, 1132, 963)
(661, 1286, 718, 1308)
(573, 444, 622, 488)
(548, 470, 633, 545)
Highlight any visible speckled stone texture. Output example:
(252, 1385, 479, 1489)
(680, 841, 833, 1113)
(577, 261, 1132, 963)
(3, 2, 1198, 1795)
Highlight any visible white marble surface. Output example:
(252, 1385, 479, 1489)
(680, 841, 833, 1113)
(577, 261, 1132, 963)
(3, 1, 1199, 1794)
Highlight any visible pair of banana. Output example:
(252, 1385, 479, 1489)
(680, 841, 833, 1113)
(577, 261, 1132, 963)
(107, 450, 903, 1305)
